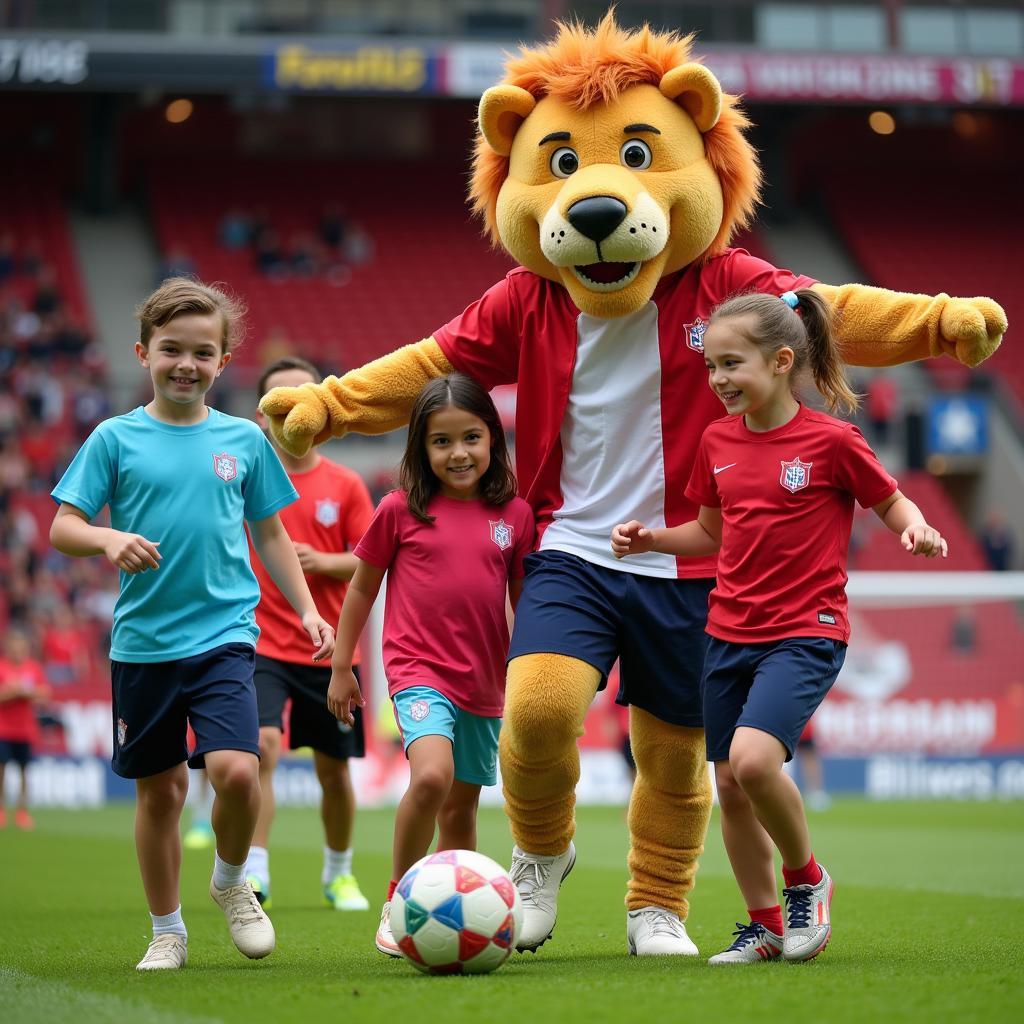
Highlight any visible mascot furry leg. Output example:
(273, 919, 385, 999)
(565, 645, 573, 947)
(501, 654, 711, 953)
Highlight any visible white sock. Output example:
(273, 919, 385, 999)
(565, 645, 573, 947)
(151, 906, 187, 939)
(212, 852, 246, 890)
(246, 845, 270, 884)
(323, 846, 353, 883)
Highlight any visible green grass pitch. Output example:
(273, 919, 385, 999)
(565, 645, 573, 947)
(1, 800, 1022, 1023)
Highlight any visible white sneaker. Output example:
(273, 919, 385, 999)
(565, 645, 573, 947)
(136, 932, 187, 971)
(708, 922, 783, 965)
(210, 879, 276, 959)
(626, 906, 699, 956)
(375, 900, 402, 957)
(783, 864, 833, 961)
(509, 841, 576, 952)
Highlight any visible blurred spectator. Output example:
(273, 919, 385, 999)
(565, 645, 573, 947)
(341, 223, 375, 267)
(31, 267, 62, 317)
(287, 230, 322, 277)
(979, 509, 1015, 571)
(0, 233, 14, 283)
(0, 625, 51, 830)
(254, 228, 286, 277)
(865, 372, 900, 447)
(40, 600, 90, 688)
(318, 202, 350, 250)
(950, 604, 978, 654)
(219, 208, 253, 250)
(157, 246, 197, 284)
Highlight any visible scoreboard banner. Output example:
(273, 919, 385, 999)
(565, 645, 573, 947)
(2, 32, 1024, 107)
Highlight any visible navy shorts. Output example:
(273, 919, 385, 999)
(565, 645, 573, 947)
(0, 739, 32, 767)
(254, 655, 365, 760)
(508, 550, 714, 727)
(110, 642, 259, 779)
(702, 636, 847, 763)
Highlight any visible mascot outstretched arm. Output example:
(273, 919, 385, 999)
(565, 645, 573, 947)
(262, 15, 1004, 956)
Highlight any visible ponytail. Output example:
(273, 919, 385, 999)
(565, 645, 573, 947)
(791, 289, 860, 414)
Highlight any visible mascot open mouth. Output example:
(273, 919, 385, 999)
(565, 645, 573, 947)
(571, 261, 642, 292)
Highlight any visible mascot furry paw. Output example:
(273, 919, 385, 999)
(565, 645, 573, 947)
(261, 14, 1005, 955)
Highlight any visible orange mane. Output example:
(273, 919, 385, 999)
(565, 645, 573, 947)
(469, 12, 762, 260)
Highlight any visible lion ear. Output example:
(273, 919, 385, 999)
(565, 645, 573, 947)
(478, 85, 537, 156)
(659, 63, 722, 133)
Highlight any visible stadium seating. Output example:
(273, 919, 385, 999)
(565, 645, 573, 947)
(147, 160, 773, 375)
(823, 168, 1022, 404)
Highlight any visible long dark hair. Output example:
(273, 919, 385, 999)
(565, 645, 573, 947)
(710, 289, 860, 414)
(399, 373, 517, 523)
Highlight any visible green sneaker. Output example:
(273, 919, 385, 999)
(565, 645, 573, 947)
(247, 874, 272, 911)
(323, 873, 370, 911)
(182, 821, 214, 850)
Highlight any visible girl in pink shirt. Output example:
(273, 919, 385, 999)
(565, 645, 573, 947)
(328, 373, 534, 958)
(613, 289, 945, 966)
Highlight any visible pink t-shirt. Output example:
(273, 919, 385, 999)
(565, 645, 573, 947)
(354, 490, 536, 716)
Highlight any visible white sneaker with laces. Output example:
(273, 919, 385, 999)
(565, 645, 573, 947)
(210, 878, 276, 959)
(509, 841, 576, 952)
(783, 864, 833, 961)
(708, 921, 783, 965)
(626, 906, 699, 956)
(136, 932, 188, 971)
(375, 900, 402, 957)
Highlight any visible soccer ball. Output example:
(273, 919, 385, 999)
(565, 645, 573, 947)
(391, 849, 522, 974)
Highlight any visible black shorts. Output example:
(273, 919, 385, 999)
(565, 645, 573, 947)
(110, 642, 259, 779)
(508, 550, 714, 727)
(254, 655, 365, 760)
(0, 740, 32, 767)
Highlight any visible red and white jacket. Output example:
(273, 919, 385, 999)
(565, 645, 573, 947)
(434, 248, 815, 579)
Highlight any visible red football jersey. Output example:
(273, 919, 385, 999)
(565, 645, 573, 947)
(252, 457, 373, 665)
(686, 405, 897, 643)
(0, 657, 47, 743)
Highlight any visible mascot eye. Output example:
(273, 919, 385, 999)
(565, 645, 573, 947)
(550, 147, 579, 178)
(620, 139, 652, 170)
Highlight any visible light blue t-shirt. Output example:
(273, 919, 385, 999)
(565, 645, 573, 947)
(51, 406, 298, 663)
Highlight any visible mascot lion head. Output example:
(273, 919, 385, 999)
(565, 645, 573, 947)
(470, 14, 762, 319)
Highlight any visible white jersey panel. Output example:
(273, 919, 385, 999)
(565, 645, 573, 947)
(539, 303, 677, 577)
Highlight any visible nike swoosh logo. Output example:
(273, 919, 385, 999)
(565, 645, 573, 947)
(714, 463, 737, 475)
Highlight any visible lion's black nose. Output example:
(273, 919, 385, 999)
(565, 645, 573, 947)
(567, 196, 628, 242)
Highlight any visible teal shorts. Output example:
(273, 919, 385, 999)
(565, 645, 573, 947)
(392, 686, 501, 787)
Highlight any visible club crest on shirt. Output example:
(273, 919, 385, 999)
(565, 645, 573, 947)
(117, 718, 127, 746)
(490, 519, 513, 551)
(316, 499, 340, 527)
(683, 318, 707, 353)
(780, 457, 813, 493)
(212, 452, 237, 482)
(410, 700, 430, 722)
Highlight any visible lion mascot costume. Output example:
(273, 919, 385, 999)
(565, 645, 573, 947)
(261, 15, 1004, 956)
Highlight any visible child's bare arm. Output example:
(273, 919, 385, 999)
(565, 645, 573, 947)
(611, 507, 722, 559)
(250, 512, 336, 660)
(873, 491, 948, 558)
(50, 503, 161, 573)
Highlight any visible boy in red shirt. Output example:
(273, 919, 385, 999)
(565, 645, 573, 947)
(613, 289, 945, 965)
(245, 357, 375, 911)
(0, 627, 52, 830)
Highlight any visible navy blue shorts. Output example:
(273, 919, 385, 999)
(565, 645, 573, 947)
(254, 655, 365, 760)
(508, 550, 714, 727)
(0, 739, 32, 767)
(702, 636, 847, 763)
(110, 642, 259, 779)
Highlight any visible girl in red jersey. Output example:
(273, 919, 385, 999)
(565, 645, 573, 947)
(612, 288, 946, 965)
(327, 373, 534, 958)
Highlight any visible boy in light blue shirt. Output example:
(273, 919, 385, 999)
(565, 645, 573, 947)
(50, 277, 336, 972)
